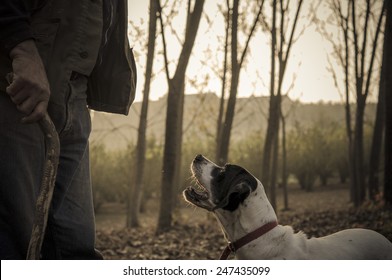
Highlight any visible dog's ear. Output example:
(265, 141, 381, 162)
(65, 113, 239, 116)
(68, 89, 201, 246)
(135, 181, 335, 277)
(215, 181, 253, 212)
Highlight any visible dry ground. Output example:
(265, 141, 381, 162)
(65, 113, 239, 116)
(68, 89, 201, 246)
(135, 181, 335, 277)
(95, 183, 392, 259)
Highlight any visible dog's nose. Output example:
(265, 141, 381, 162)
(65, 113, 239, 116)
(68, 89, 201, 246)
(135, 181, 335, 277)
(194, 154, 204, 162)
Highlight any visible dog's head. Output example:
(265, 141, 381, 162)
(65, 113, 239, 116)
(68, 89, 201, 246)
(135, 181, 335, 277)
(183, 155, 257, 212)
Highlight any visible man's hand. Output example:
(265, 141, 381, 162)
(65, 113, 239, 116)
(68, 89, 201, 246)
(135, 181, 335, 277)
(6, 40, 50, 123)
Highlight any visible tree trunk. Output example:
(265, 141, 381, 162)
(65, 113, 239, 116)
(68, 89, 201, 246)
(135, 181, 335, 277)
(349, 0, 384, 207)
(217, 0, 240, 165)
(352, 98, 366, 207)
(262, 0, 302, 208)
(157, 0, 205, 233)
(218, 69, 240, 165)
(368, 30, 386, 200)
(127, 0, 158, 228)
(270, 110, 280, 210)
(384, 0, 392, 206)
(215, 0, 230, 163)
(281, 111, 288, 210)
(216, 0, 263, 165)
(158, 79, 183, 232)
(217, 0, 239, 165)
(262, 0, 277, 192)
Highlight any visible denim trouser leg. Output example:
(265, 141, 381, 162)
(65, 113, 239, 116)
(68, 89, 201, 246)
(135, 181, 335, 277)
(0, 75, 99, 259)
(0, 95, 44, 259)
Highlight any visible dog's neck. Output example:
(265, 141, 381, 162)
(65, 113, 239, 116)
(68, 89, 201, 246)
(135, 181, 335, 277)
(214, 181, 278, 243)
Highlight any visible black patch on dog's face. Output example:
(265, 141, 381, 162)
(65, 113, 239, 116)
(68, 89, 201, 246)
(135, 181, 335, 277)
(210, 164, 257, 211)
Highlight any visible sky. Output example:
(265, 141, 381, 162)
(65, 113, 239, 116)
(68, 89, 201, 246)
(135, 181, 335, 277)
(126, 1, 356, 104)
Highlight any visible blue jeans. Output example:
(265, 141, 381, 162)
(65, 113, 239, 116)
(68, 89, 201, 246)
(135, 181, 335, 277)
(0, 74, 100, 259)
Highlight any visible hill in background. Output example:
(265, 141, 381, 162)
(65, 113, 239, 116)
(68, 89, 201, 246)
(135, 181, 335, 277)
(90, 93, 376, 151)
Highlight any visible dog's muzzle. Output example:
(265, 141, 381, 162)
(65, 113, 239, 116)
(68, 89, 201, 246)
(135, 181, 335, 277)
(183, 155, 216, 211)
(183, 186, 212, 210)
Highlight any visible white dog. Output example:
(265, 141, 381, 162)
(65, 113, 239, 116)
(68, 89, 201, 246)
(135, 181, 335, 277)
(183, 155, 392, 260)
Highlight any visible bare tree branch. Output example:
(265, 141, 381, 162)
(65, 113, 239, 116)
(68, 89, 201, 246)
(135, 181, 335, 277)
(156, 0, 172, 83)
(351, 0, 360, 88)
(239, 0, 265, 68)
(363, 0, 385, 100)
(359, 0, 371, 93)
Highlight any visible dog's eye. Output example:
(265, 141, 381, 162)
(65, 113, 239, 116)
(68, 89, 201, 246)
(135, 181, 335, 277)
(216, 170, 225, 182)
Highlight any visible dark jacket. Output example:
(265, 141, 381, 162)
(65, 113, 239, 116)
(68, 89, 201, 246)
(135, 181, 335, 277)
(0, 0, 136, 115)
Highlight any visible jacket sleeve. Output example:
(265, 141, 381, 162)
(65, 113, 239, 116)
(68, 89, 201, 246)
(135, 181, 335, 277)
(0, 0, 34, 53)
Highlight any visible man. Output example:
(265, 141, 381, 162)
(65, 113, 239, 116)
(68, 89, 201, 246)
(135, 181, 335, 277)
(0, 0, 136, 259)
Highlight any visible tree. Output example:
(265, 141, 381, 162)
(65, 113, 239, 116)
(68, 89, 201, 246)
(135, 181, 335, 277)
(127, 0, 158, 228)
(320, 0, 385, 206)
(287, 124, 318, 191)
(262, 0, 303, 209)
(280, 110, 289, 210)
(215, 0, 230, 163)
(384, 0, 392, 206)
(350, 0, 385, 206)
(216, 0, 264, 165)
(156, 0, 205, 233)
(368, 12, 386, 200)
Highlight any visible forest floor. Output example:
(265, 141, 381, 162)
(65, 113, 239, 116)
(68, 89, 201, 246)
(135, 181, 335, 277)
(95, 182, 392, 259)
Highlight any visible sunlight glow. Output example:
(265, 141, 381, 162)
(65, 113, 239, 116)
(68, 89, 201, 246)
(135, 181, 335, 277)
(127, 1, 351, 104)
